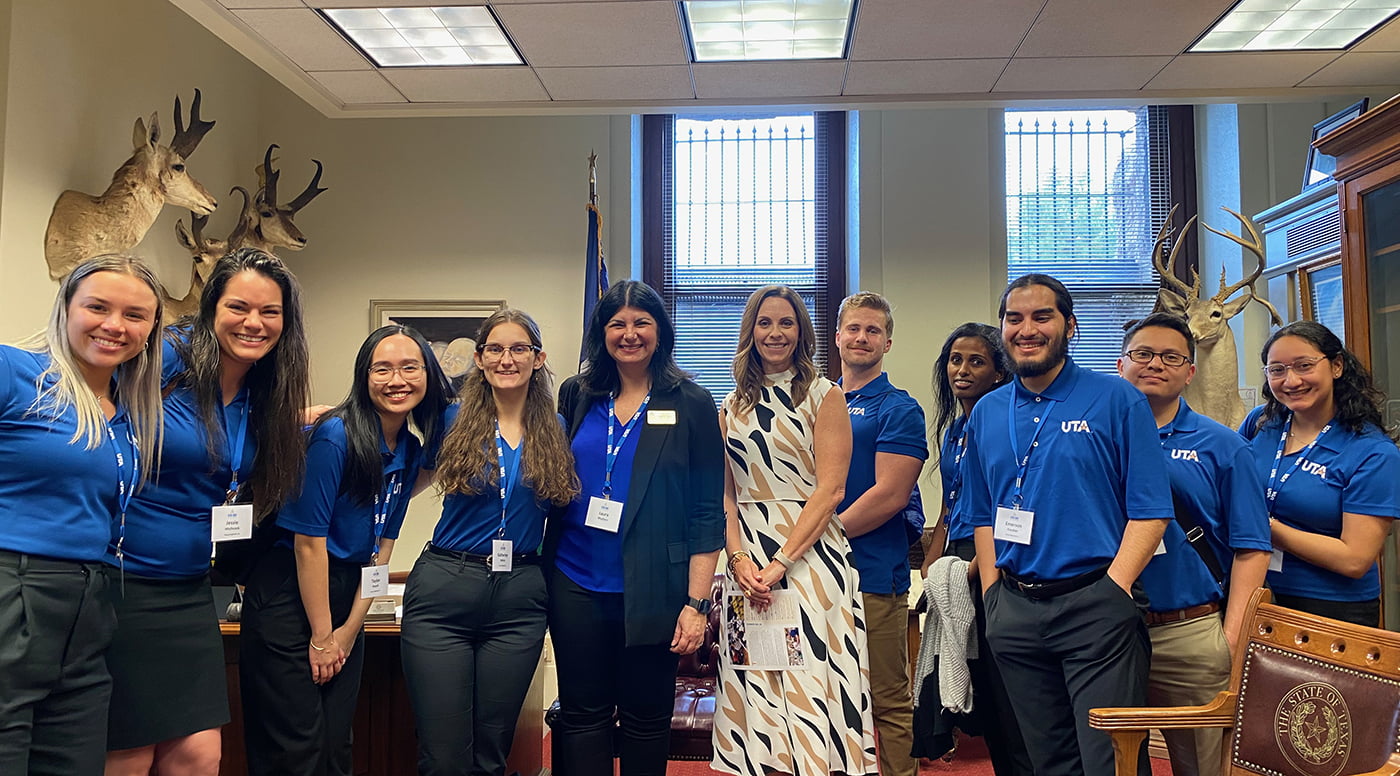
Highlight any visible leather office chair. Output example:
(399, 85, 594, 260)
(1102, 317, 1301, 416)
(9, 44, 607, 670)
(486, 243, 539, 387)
(1090, 588, 1400, 776)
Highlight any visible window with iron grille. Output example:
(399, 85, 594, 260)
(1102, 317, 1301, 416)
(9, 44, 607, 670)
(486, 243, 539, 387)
(642, 113, 846, 403)
(1005, 106, 1188, 373)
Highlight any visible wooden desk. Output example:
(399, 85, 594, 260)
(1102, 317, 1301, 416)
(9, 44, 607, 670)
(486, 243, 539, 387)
(218, 622, 545, 776)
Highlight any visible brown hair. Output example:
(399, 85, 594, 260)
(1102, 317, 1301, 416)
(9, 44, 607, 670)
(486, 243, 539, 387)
(730, 285, 818, 415)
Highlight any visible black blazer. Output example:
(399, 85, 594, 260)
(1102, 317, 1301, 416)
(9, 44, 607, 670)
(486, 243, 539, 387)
(547, 375, 726, 646)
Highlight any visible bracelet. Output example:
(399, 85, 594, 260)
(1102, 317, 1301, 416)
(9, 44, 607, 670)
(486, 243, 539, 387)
(774, 550, 797, 568)
(309, 639, 331, 653)
(727, 551, 751, 572)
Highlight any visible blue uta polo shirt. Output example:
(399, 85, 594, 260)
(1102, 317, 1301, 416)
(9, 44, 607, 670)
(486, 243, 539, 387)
(278, 416, 423, 565)
(0, 345, 138, 563)
(839, 373, 929, 596)
(962, 358, 1174, 582)
(940, 414, 976, 543)
(1138, 399, 1271, 612)
(1240, 405, 1400, 602)
(433, 432, 548, 555)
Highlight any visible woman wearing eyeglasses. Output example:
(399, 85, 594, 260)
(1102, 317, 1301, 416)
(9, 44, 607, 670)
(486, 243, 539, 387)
(1239, 321, 1400, 627)
(239, 324, 452, 775)
(400, 309, 579, 776)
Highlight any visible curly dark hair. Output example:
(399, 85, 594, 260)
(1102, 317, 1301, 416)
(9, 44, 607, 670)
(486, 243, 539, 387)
(1256, 320, 1394, 440)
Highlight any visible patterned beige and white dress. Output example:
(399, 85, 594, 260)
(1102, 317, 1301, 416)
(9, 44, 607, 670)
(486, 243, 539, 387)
(712, 370, 878, 776)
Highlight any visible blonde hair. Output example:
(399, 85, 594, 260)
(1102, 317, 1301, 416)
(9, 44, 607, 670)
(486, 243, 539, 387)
(18, 255, 165, 481)
(837, 291, 894, 336)
(730, 285, 818, 416)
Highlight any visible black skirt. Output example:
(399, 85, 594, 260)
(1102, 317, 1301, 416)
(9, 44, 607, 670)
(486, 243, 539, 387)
(104, 569, 230, 750)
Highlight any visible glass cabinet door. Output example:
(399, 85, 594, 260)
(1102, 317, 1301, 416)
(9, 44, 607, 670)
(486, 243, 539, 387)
(1362, 178, 1400, 631)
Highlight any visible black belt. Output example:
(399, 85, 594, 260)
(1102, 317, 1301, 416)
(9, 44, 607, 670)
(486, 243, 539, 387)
(426, 543, 540, 568)
(0, 549, 96, 573)
(1000, 565, 1108, 600)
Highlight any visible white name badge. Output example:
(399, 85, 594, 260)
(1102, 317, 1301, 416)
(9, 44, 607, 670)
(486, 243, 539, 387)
(211, 504, 254, 542)
(993, 505, 1034, 545)
(361, 565, 388, 599)
(492, 539, 514, 572)
(1269, 549, 1284, 573)
(647, 409, 676, 425)
(1154, 540, 1167, 556)
(585, 496, 623, 533)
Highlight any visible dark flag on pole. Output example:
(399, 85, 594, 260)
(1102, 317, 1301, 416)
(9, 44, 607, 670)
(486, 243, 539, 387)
(582, 151, 609, 363)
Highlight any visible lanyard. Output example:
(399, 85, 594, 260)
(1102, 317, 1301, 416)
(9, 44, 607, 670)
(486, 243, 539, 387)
(494, 421, 519, 540)
(371, 471, 402, 561)
(108, 420, 140, 580)
(1006, 392, 1054, 507)
(1265, 414, 1332, 518)
(945, 418, 970, 506)
(225, 399, 250, 503)
(603, 393, 650, 499)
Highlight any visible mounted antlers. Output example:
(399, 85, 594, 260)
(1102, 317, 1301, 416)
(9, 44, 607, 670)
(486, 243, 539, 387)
(166, 212, 227, 322)
(44, 90, 218, 280)
(226, 144, 326, 253)
(1151, 205, 1284, 430)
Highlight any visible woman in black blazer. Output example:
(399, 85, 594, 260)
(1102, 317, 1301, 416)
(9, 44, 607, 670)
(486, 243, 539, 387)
(546, 279, 725, 776)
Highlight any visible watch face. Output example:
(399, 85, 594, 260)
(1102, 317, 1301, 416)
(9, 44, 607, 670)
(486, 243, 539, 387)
(689, 597, 713, 614)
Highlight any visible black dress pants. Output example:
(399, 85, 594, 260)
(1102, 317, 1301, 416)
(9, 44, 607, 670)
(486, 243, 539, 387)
(1271, 592, 1380, 628)
(547, 567, 679, 776)
(984, 572, 1151, 776)
(240, 547, 365, 776)
(0, 552, 114, 776)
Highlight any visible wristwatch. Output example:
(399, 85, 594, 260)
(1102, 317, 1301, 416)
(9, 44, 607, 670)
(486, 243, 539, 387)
(685, 596, 713, 615)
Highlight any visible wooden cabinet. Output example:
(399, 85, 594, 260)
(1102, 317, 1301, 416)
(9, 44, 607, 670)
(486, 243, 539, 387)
(1315, 92, 1400, 631)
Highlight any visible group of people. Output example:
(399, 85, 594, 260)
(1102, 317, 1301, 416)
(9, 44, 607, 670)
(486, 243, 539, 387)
(1, 251, 1395, 776)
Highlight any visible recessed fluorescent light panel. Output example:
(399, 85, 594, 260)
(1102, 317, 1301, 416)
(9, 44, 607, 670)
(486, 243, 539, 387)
(1190, 0, 1399, 52)
(681, 0, 856, 62)
(322, 6, 523, 67)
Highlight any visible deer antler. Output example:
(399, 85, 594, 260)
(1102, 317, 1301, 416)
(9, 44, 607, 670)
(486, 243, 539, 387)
(261, 144, 281, 207)
(1200, 206, 1283, 325)
(170, 89, 215, 159)
(285, 160, 326, 214)
(226, 186, 257, 249)
(1152, 203, 1200, 300)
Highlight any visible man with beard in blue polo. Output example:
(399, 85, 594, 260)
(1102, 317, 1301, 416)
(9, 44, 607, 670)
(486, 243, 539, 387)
(1117, 313, 1271, 776)
(833, 292, 927, 776)
(962, 274, 1172, 776)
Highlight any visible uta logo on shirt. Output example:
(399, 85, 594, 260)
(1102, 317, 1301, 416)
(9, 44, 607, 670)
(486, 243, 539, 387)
(848, 407, 865, 416)
(1301, 460, 1328, 479)
(1170, 449, 1200, 462)
(1061, 420, 1092, 433)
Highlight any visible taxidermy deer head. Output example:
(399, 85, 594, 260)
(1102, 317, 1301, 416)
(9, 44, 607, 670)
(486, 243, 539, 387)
(44, 89, 217, 280)
(166, 212, 226, 322)
(226, 144, 326, 254)
(1152, 205, 1283, 430)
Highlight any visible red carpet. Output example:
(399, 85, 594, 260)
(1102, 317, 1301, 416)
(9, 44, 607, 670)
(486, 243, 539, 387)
(540, 731, 1173, 775)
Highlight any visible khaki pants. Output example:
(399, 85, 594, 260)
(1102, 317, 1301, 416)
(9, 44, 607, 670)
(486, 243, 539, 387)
(1147, 613, 1231, 776)
(862, 591, 916, 776)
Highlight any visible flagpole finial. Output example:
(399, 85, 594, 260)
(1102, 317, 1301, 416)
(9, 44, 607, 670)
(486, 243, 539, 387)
(588, 150, 598, 205)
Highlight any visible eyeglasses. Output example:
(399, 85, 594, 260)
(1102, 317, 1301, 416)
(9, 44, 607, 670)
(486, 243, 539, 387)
(479, 343, 538, 361)
(1123, 349, 1192, 368)
(1263, 356, 1327, 380)
(368, 363, 425, 382)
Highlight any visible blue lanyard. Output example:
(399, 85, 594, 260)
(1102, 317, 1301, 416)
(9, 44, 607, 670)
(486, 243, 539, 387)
(108, 420, 140, 568)
(225, 399, 250, 503)
(494, 421, 519, 539)
(603, 393, 650, 499)
(1006, 392, 1054, 507)
(945, 418, 969, 506)
(371, 471, 401, 560)
(1265, 415, 1332, 518)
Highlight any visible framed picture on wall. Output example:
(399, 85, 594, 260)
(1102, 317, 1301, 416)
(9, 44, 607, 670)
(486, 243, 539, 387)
(1302, 99, 1368, 191)
(369, 299, 505, 392)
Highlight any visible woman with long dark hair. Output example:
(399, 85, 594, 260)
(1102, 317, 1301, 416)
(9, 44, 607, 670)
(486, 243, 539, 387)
(0, 255, 164, 775)
(103, 247, 310, 776)
(240, 324, 451, 775)
(549, 280, 725, 776)
(712, 284, 876, 776)
(402, 309, 578, 776)
(1240, 320, 1399, 627)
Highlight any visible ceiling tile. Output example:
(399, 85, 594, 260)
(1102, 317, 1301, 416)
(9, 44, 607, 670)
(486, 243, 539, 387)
(309, 70, 407, 103)
(1298, 52, 1400, 88)
(849, 0, 1043, 60)
(995, 56, 1172, 92)
(692, 61, 846, 98)
(1018, 0, 1234, 57)
(844, 59, 1005, 94)
(535, 66, 694, 100)
(222, 0, 304, 7)
(233, 8, 372, 70)
(381, 67, 550, 101)
(1145, 52, 1342, 90)
(492, 1, 687, 67)
(1352, 16, 1400, 52)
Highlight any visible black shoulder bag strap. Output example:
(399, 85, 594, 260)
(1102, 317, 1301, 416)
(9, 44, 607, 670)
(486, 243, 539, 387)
(1171, 491, 1228, 590)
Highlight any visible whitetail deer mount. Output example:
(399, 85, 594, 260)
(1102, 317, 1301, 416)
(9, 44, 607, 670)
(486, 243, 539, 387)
(44, 90, 217, 280)
(166, 213, 226, 322)
(226, 144, 326, 254)
(1152, 205, 1283, 430)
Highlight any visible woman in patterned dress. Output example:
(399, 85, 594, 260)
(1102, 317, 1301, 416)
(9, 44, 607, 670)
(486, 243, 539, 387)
(712, 284, 878, 776)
